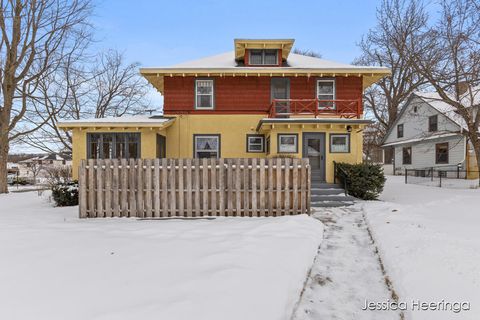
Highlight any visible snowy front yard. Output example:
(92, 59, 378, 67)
(0, 192, 323, 320)
(363, 176, 480, 320)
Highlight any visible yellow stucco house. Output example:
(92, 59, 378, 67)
(58, 38, 390, 183)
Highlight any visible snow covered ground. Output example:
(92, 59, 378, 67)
(0, 191, 323, 320)
(363, 176, 480, 320)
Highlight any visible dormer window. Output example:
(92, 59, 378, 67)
(249, 49, 278, 65)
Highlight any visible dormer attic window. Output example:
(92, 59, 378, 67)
(249, 49, 278, 65)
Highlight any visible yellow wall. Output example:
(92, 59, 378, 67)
(69, 115, 364, 183)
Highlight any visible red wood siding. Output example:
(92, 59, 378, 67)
(163, 76, 363, 114)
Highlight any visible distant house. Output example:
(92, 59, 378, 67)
(382, 92, 478, 178)
(20, 153, 72, 167)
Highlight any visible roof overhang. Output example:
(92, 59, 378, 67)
(234, 39, 295, 60)
(382, 132, 462, 147)
(140, 68, 391, 94)
(57, 117, 176, 131)
(256, 118, 372, 132)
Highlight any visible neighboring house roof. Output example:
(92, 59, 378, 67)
(382, 132, 460, 147)
(140, 51, 390, 94)
(20, 153, 72, 163)
(57, 115, 175, 129)
(381, 91, 469, 146)
(414, 92, 467, 129)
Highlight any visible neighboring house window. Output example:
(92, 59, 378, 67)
(246, 134, 265, 153)
(249, 49, 278, 65)
(429, 115, 438, 132)
(266, 136, 270, 154)
(87, 133, 140, 159)
(194, 135, 220, 158)
(397, 124, 404, 138)
(278, 134, 298, 153)
(195, 79, 214, 109)
(402, 146, 412, 165)
(317, 79, 336, 110)
(330, 134, 350, 153)
(436, 142, 449, 164)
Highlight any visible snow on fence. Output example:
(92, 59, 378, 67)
(78, 158, 311, 218)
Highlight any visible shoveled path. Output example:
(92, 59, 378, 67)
(292, 205, 401, 320)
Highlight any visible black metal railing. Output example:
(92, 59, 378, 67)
(333, 161, 349, 195)
(405, 166, 480, 188)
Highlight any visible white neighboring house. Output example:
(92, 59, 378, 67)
(17, 153, 72, 183)
(382, 91, 478, 177)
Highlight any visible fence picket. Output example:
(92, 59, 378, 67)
(186, 159, 193, 217)
(78, 158, 310, 218)
(104, 159, 112, 217)
(112, 159, 120, 217)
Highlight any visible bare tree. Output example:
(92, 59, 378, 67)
(29, 161, 43, 185)
(292, 48, 322, 58)
(17, 49, 151, 153)
(410, 0, 480, 184)
(355, 0, 428, 130)
(0, 0, 92, 193)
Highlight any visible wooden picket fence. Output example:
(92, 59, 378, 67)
(78, 158, 311, 218)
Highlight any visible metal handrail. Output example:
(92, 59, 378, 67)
(333, 161, 349, 196)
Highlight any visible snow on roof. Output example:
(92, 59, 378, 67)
(59, 115, 168, 124)
(58, 115, 175, 128)
(460, 85, 480, 106)
(162, 51, 382, 70)
(414, 91, 468, 129)
(382, 132, 461, 147)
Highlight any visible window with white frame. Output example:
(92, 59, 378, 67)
(195, 79, 214, 109)
(317, 79, 336, 110)
(278, 134, 298, 153)
(194, 135, 220, 158)
(249, 49, 278, 65)
(247, 135, 265, 153)
(330, 134, 350, 153)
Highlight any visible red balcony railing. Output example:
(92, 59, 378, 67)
(268, 99, 362, 119)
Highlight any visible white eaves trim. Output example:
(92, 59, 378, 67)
(382, 132, 461, 147)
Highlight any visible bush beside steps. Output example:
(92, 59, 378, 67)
(335, 162, 386, 200)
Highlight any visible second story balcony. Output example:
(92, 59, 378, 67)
(269, 99, 362, 119)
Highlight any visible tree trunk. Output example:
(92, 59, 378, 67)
(0, 128, 10, 193)
(473, 141, 480, 187)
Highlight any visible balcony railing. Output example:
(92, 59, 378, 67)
(268, 98, 362, 119)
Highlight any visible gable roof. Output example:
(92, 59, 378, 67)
(414, 92, 467, 129)
(381, 92, 464, 146)
(140, 51, 390, 94)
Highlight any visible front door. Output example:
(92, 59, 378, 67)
(271, 78, 290, 116)
(302, 133, 326, 182)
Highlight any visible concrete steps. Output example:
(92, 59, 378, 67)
(310, 182, 355, 208)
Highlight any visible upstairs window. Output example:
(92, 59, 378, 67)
(249, 49, 278, 65)
(397, 124, 404, 138)
(429, 115, 438, 132)
(195, 79, 214, 109)
(317, 79, 336, 110)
